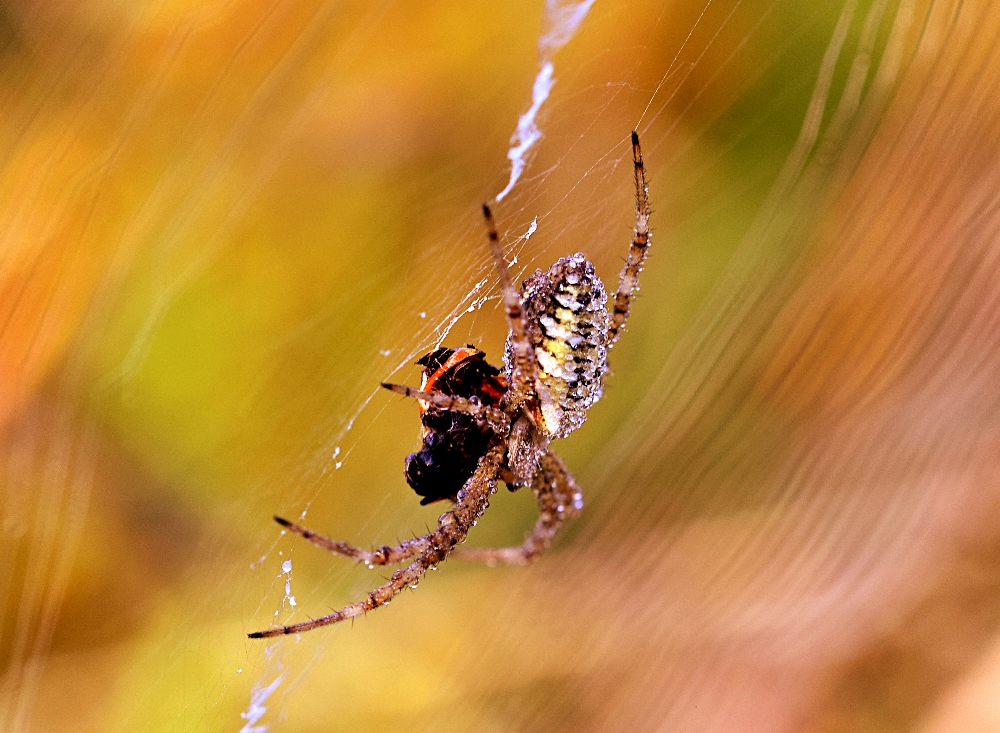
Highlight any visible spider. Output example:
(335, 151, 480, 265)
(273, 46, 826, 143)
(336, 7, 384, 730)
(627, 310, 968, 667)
(249, 131, 650, 638)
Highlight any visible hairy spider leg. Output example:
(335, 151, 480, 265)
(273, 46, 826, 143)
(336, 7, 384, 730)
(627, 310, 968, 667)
(272, 516, 431, 566)
(481, 203, 536, 400)
(454, 450, 584, 566)
(261, 382, 513, 574)
(249, 438, 507, 638)
(607, 131, 651, 347)
(380, 382, 509, 433)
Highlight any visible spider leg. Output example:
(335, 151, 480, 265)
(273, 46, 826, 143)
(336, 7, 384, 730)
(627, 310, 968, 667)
(273, 516, 431, 566)
(453, 450, 583, 567)
(248, 437, 506, 638)
(607, 131, 651, 347)
(380, 382, 508, 431)
(481, 203, 536, 399)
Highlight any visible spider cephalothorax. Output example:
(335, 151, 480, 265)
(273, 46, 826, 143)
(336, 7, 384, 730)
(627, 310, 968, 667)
(250, 132, 650, 638)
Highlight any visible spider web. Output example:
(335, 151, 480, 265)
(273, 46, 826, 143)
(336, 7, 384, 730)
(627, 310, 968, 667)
(8, 0, 992, 731)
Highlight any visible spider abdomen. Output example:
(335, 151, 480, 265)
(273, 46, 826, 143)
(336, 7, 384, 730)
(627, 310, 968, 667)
(510, 253, 610, 439)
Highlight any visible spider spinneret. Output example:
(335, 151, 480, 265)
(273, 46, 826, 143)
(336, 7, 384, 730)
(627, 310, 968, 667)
(249, 131, 650, 639)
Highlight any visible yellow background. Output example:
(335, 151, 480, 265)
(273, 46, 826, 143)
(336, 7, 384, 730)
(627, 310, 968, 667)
(3, 0, 1000, 731)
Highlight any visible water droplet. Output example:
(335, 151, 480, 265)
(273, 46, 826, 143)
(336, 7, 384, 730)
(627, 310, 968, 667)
(335, 461, 343, 469)
(281, 560, 292, 573)
(418, 311, 427, 319)
(379, 349, 391, 357)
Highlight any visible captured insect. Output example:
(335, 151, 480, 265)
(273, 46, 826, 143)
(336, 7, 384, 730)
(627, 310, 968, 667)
(250, 132, 650, 638)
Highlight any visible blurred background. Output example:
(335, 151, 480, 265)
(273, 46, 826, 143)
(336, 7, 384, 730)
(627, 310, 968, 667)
(2, 0, 1000, 730)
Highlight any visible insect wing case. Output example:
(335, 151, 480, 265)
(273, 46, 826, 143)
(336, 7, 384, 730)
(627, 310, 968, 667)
(404, 348, 507, 504)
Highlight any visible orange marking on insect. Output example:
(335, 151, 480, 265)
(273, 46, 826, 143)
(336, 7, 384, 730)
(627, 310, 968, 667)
(480, 375, 508, 402)
(420, 347, 480, 393)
